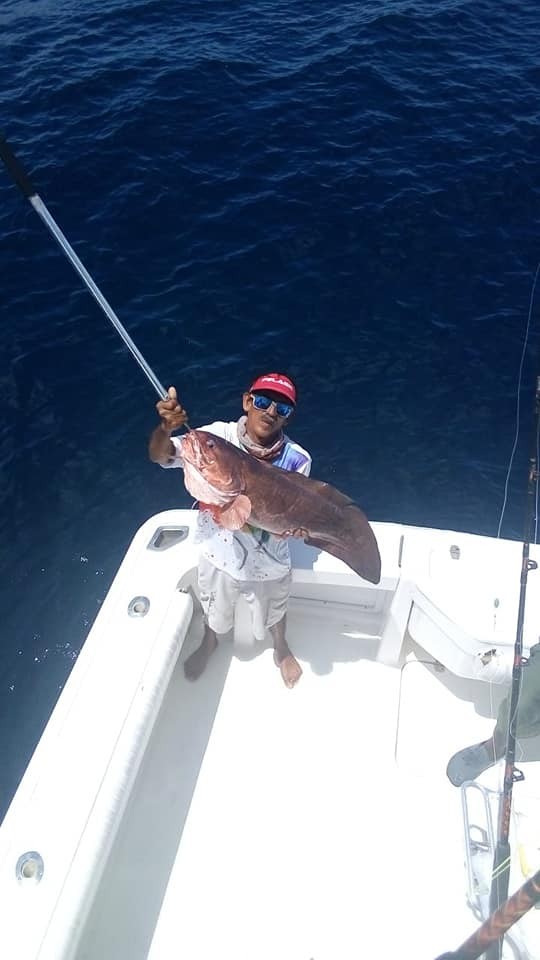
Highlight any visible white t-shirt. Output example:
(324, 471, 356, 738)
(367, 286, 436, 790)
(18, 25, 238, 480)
(162, 421, 312, 581)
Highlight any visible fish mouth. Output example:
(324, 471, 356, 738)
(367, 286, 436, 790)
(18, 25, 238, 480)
(182, 432, 203, 468)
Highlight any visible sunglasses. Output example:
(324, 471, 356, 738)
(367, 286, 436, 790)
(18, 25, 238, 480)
(250, 393, 294, 418)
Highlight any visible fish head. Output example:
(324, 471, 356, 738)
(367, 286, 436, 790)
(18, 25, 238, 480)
(181, 429, 244, 499)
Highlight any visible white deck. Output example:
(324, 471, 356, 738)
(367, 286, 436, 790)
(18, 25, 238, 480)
(1, 512, 540, 959)
(77, 617, 496, 959)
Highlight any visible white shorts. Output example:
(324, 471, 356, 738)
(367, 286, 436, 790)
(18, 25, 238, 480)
(198, 555, 291, 641)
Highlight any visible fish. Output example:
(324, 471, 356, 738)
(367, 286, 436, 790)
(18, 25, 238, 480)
(181, 429, 381, 584)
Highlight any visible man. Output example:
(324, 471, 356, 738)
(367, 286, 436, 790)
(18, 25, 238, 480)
(149, 372, 311, 688)
(446, 642, 540, 785)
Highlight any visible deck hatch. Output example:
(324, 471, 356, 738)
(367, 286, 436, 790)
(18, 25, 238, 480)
(148, 525, 189, 551)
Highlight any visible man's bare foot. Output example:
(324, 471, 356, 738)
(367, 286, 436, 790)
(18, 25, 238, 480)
(273, 650, 303, 688)
(184, 629, 218, 681)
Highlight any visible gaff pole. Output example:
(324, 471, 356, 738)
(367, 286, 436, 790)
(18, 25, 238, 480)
(0, 132, 168, 400)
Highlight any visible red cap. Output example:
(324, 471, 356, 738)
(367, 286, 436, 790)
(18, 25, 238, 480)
(249, 372, 297, 405)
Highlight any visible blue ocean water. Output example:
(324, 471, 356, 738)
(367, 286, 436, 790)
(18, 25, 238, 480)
(1, 0, 539, 819)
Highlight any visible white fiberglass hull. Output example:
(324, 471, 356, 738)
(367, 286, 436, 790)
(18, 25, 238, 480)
(1, 511, 539, 959)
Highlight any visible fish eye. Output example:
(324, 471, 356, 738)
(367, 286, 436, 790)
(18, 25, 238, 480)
(206, 438, 215, 447)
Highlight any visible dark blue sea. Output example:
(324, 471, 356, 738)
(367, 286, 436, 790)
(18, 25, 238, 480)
(1, 0, 539, 820)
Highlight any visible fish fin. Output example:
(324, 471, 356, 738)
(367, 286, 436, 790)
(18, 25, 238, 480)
(219, 494, 252, 531)
(305, 517, 381, 585)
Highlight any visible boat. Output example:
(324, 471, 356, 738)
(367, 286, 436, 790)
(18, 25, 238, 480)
(1, 509, 539, 959)
(2, 131, 539, 960)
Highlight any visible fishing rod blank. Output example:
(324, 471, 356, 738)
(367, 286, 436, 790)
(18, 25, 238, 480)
(0, 132, 168, 400)
(484, 375, 540, 960)
(435, 865, 540, 960)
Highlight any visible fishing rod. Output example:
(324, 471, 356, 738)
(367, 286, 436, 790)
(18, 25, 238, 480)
(435, 864, 540, 960)
(0, 131, 168, 400)
(435, 375, 540, 959)
(485, 374, 540, 959)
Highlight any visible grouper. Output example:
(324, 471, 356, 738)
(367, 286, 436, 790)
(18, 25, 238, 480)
(181, 429, 381, 584)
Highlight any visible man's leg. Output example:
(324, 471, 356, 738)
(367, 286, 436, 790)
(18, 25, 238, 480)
(270, 615, 302, 689)
(184, 623, 219, 681)
(249, 572, 302, 689)
(184, 558, 235, 682)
